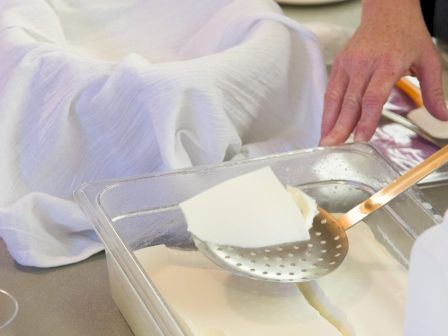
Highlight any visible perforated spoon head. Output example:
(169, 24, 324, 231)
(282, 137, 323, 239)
(194, 146, 448, 283)
(193, 209, 348, 283)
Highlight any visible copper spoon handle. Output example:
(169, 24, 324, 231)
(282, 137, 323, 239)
(396, 77, 424, 107)
(338, 145, 448, 230)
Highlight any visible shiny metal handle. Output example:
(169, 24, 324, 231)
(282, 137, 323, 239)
(338, 145, 448, 230)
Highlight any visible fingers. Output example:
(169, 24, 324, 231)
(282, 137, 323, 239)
(320, 70, 370, 146)
(416, 52, 448, 121)
(321, 52, 406, 145)
(321, 67, 349, 139)
(354, 68, 399, 141)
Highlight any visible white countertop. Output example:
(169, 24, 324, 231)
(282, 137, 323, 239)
(282, 0, 361, 28)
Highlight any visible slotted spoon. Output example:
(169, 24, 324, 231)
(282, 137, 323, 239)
(193, 145, 448, 283)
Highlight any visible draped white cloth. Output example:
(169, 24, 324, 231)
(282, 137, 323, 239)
(404, 211, 448, 336)
(0, 0, 326, 267)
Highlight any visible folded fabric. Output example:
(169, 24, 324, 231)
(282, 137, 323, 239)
(0, 0, 326, 267)
(404, 210, 448, 336)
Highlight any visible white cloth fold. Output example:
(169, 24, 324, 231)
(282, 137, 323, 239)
(0, 0, 326, 267)
(404, 211, 448, 336)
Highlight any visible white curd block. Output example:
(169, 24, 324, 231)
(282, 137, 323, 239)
(304, 222, 408, 336)
(179, 167, 317, 248)
(135, 245, 340, 336)
(131, 221, 410, 335)
(407, 105, 448, 139)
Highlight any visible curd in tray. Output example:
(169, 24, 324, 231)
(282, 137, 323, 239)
(132, 221, 408, 336)
(135, 246, 339, 336)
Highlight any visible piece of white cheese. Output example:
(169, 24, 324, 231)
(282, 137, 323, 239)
(134, 245, 340, 336)
(179, 166, 317, 248)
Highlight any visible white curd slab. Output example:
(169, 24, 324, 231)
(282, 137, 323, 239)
(180, 167, 316, 248)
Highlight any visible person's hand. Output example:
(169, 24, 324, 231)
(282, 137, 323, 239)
(320, 0, 448, 146)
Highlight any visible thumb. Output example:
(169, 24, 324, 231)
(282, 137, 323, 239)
(417, 52, 448, 121)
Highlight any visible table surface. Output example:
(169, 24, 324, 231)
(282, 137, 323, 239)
(282, 0, 361, 28)
(1, 1, 446, 335)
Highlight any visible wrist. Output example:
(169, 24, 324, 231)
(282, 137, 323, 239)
(361, 0, 422, 24)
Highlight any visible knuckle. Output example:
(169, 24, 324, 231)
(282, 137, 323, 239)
(430, 85, 444, 98)
(332, 123, 351, 138)
(324, 90, 342, 105)
(378, 54, 401, 76)
(332, 56, 344, 69)
(354, 52, 371, 67)
(427, 93, 447, 113)
(334, 53, 352, 67)
(358, 110, 379, 129)
(340, 52, 371, 73)
(362, 94, 384, 110)
(342, 94, 361, 110)
(428, 55, 443, 72)
(335, 53, 365, 70)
